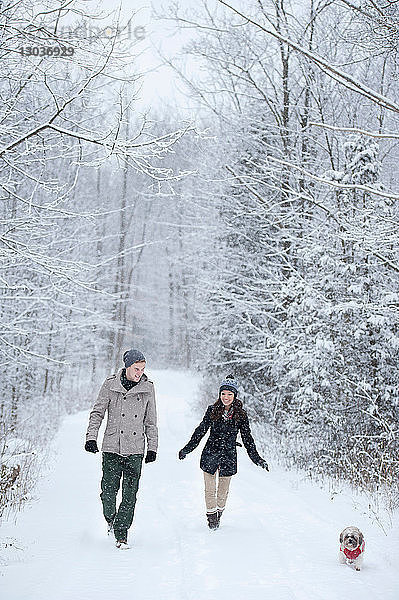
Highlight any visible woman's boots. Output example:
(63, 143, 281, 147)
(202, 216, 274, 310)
(217, 508, 224, 526)
(206, 511, 219, 529)
(206, 508, 225, 530)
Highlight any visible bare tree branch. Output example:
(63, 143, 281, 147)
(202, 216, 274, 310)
(217, 0, 399, 113)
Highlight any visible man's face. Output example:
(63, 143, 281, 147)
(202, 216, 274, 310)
(126, 361, 146, 382)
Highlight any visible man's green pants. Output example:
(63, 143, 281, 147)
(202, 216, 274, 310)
(100, 452, 143, 541)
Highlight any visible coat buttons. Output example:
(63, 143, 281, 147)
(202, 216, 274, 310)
(121, 430, 123, 434)
(135, 415, 137, 418)
(122, 413, 125, 417)
(133, 432, 136, 435)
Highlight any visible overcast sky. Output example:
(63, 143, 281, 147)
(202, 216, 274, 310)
(87, 0, 202, 116)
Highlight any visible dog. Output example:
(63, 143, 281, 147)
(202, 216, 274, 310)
(339, 526, 365, 571)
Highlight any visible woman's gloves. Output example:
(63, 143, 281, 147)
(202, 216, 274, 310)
(179, 448, 268, 471)
(85, 440, 99, 453)
(257, 458, 269, 471)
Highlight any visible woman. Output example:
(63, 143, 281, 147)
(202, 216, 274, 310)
(178, 375, 268, 529)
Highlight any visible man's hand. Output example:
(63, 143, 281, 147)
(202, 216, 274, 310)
(85, 440, 99, 453)
(145, 450, 157, 463)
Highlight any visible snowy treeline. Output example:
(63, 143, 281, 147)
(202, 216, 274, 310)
(0, 0, 196, 516)
(162, 0, 399, 506)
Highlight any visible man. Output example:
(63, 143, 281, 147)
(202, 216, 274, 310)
(85, 348, 158, 549)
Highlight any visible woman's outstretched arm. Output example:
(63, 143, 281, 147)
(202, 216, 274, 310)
(240, 414, 268, 469)
(179, 405, 213, 458)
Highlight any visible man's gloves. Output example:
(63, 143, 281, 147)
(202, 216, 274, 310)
(85, 440, 99, 453)
(145, 450, 157, 463)
(178, 449, 186, 460)
(257, 458, 269, 471)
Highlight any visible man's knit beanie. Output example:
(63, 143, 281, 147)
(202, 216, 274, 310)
(123, 348, 146, 368)
(219, 374, 239, 397)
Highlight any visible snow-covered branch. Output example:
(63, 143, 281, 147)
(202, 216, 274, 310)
(217, 0, 399, 113)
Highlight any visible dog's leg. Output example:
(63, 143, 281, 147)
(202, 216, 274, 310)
(354, 554, 363, 571)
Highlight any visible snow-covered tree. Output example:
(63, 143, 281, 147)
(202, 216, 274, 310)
(164, 0, 399, 504)
(0, 0, 191, 516)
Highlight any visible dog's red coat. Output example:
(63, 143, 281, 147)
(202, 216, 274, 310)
(343, 540, 365, 560)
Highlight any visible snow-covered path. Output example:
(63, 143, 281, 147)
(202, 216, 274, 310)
(1, 370, 398, 600)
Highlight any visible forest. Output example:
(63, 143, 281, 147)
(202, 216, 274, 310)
(1, 0, 398, 519)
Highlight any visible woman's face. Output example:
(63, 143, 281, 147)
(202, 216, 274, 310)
(220, 390, 235, 407)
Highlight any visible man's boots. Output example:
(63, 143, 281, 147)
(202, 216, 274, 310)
(106, 518, 114, 536)
(206, 511, 219, 530)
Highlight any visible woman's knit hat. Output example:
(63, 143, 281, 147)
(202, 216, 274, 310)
(219, 374, 239, 397)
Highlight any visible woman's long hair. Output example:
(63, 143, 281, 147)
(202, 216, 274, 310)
(211, 397, 246, 422)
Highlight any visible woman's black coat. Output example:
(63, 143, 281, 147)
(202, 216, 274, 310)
(181, 405, 262, 476)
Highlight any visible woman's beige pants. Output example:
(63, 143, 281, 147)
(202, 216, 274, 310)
(203, 470, 232, 513)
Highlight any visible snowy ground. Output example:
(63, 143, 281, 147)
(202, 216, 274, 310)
(1, 370, 398, 600)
